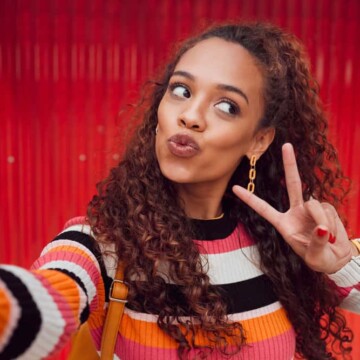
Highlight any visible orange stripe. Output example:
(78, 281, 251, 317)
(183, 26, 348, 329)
(0, 287, 11, 340)
(241, 307, 292, 343)
(33, 269, 81, 318)
(45, 245, 95, 262)
(120, 313, 176, 349)
(119, 307, 292, 349)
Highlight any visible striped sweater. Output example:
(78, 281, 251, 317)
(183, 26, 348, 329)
(0, 215, 360, 359)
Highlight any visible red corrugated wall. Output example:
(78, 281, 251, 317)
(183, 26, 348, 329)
(0, 0, 359, 359)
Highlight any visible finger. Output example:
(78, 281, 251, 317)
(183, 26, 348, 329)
(304, 201, 339, 248)
(304, 200, 331, 262)
(282, 143, 303, 207)
(323, 204, 338, 244)
(232, 185, 280, 226)
(304, 199, 329, 228)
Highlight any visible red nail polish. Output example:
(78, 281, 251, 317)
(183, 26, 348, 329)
(329, 234, 336, 244)
(317, 228, 328, 237)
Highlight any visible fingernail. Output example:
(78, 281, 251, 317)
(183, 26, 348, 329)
(317, 228, 328, 237)
(329, 234, 336, 244)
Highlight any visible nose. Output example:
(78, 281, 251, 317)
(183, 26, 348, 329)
(177, 100, 206, 132)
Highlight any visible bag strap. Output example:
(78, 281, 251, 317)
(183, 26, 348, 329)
(100, 262, 128, 360)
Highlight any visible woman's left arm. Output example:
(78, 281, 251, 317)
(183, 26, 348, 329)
(233, 143, 360, 313)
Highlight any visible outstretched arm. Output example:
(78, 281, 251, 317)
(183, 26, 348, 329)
(0, 218, 107, 359)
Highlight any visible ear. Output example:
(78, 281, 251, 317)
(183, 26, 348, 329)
(246, 127, 275, 160)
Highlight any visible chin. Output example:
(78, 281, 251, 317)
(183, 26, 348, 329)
(158, 164, 196, 184)
(161, 171, 195, 184)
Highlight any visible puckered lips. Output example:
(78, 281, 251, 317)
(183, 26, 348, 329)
(167, 133, 200, 158)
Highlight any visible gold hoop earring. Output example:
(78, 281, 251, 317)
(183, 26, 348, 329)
(247, 155, 257, 193)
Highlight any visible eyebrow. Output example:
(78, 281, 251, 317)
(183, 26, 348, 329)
(172, 70, 249, 105)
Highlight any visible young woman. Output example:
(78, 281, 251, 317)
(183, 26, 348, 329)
(1, 22, 359, 360)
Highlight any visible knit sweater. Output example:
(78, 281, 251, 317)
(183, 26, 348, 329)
(0, 215, 360, 360)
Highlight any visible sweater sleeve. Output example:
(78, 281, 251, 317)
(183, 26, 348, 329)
(327, 255, 360, 313)
(0, 218, 108, 360)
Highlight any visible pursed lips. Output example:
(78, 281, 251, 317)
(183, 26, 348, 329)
(167, 133, 200, 158)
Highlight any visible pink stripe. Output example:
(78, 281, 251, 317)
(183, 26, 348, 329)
(240, 328, 296, 360)
(115, 328, 295, 359)
(32, 250, 102, 312)
(34, 272, 79, 357)
(33, 249, 100, 284)
(194, 224, 255, 254)
(328, 278, 357, 300)
(334, 285, 352, 299)
(63, 216, 87, 228)
(116, 336, 178, 360)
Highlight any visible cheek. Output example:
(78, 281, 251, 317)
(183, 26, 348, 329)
(157, 99, 167, 126)
(211, 130, 253, 157)
(155, 136, 161, 156)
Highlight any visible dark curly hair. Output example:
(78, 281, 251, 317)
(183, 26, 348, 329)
(88, 22, 353, 359)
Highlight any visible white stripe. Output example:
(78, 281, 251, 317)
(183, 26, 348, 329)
(123, 301, 282, 324)
(125, 307, 201, 325)
(228, 301, 282, 321)
(124, 307, 159, 323)
(1, 266, 66, 360)
(0, 277, 21, 352)
(124, 301, 283, 327)
(40, 239, 101, 272)
(328, 256, 360, 287)
(38, 261, 97, 303)
(339, 288, 360, 313)
(202, 246, 262, 284)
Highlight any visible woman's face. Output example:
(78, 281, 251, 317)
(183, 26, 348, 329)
(155, 37, 273, 189)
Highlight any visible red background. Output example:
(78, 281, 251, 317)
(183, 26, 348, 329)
(0, 0, 359, 358)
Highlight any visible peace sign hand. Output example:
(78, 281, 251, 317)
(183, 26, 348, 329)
(233, 143, 356, 274)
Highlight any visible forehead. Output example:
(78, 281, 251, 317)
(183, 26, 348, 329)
(174, 37, 264, 101)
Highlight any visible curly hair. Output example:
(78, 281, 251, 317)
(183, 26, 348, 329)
(88, 22, 353, 359)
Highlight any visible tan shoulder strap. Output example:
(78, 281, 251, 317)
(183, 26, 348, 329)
(100, 262, 128, 360)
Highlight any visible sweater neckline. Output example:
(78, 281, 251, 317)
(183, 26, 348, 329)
(189, 213, 237, 241)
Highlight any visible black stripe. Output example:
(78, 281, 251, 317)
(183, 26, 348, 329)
(52, 230, 113, 301)
(0, 268, 42, 359)
(49, 268, 90, 324)
(126, 274, 278, 315)
(190, 213, 237, 240)
(221, 274, 278, 313)
(53, 231, 99, 253)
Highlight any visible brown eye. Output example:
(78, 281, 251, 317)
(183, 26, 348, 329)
(169, 83, 191, 99)
(215, 100, 240, 116)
